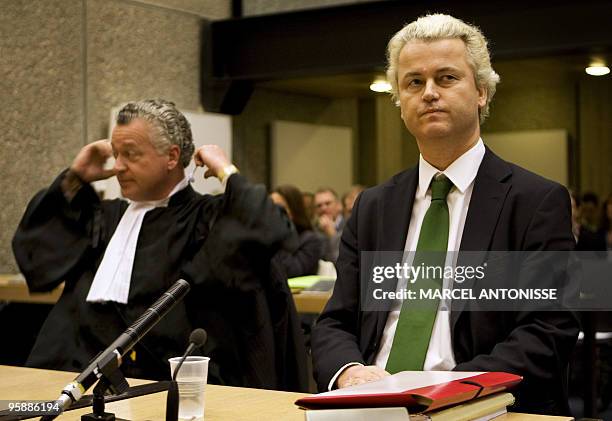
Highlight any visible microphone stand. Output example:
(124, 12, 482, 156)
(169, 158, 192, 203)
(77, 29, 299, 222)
(165, 351, 188, 421)
(165, 329, 207, 421)
(80, 352, 129, 421)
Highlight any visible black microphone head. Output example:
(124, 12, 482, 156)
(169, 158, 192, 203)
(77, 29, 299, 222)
(189, 328, 207, 347)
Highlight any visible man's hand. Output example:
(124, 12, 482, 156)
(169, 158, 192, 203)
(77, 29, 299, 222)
(337, 365, 390, 388)
(318, 215, 337, 237)
(193, 145, 231, 179)
(70, 140, 117, 183)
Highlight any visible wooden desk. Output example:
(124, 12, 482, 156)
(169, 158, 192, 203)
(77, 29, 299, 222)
(0, 275, 62, 305)
(0, 274, 331, 314)
(0, 366, 572, 420)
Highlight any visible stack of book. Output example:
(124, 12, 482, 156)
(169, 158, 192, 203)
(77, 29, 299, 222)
(296, 371, 521, 421)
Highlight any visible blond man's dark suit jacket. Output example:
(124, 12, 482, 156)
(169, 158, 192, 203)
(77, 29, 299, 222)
(311, 148, 579, 415)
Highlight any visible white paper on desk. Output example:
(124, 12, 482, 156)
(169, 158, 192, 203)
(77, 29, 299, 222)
(317, 371, 485, 397)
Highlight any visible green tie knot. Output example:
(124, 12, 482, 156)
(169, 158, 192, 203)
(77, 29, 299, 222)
(430, 176, 453, 201)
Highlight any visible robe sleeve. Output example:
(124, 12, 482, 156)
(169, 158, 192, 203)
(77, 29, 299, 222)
(12, 169, 118, 292)
(277, 230, 324, 278)
(183, 173, 296, 292)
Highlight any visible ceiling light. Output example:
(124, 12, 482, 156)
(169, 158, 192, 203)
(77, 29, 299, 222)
(370, 79, 392, 93)
(585, 64, 610, 76)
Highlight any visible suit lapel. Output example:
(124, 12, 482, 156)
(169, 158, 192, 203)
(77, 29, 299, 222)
(381, 169, 418, 251)
(451, 148, 512, 332)
(372, 168, 419, 343)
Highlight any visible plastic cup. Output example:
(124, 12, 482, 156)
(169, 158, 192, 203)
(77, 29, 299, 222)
(169, 356, 210, 421)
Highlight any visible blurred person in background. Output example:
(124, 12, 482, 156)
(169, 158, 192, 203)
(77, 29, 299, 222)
(571, 191, 606, 252)
(580, 192, 600, 233)
(314, 187, 344, 262)
(342, 185, 365, 221)
(302, 191, 316, 224)
(601, 194, 612, 255)
(271, 185, 324, 277)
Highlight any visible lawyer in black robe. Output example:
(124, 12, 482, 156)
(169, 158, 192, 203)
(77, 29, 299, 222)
(12, 169, 308, 391)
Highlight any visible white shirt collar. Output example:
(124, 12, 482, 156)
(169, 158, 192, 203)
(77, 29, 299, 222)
(86, 173, 191, 304)
(417, 138, 485, 198)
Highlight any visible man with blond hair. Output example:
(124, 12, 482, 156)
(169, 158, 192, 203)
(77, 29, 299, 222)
(312, 14, 577, 415)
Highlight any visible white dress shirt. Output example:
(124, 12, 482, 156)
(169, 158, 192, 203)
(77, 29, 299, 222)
(328, 138, 486, 390)
(374, 138, 486, 369)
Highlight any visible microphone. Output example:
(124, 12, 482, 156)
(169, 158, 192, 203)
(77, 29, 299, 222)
(51, 279, 191, 415)
(172, 329, 207, 381)
(166, 328, 208, 421)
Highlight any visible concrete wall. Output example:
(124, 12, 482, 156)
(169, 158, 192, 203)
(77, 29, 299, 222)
(0, 0, 230, 273)
(232, 88, 359, 187)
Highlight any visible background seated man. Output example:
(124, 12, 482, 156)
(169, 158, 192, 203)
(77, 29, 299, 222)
(12, 99, 307, 391)
(314, 187, 344, 263)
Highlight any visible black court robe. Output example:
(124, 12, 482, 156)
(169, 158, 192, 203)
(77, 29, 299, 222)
(12, 170, 309, 392)
(276, 230, 324, 278)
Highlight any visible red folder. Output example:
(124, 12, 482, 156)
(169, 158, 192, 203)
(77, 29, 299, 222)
(296, 371, 521, 412)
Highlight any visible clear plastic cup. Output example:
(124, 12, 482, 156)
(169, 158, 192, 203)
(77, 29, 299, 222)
(169, 356, 210, 421)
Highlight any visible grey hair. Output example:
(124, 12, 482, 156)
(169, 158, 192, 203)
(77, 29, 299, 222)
(116, 99, 194, 167)
(386, 14, 500, 123)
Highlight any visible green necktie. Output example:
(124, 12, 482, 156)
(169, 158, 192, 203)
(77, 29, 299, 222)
(386, 175, 454, 373)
